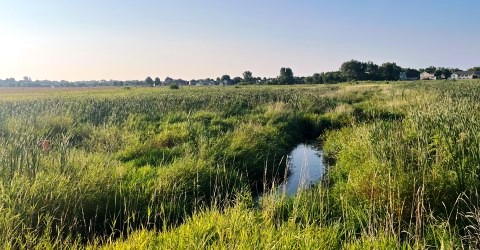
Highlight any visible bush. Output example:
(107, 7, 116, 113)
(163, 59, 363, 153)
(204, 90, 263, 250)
(169, 83, 179, 89)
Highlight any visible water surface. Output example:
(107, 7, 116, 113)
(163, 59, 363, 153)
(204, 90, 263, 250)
(277, 143, 325, 196)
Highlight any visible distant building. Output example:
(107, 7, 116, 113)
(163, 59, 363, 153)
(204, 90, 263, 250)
(420, 72, 437, 80)
(451, 71, 480, 80)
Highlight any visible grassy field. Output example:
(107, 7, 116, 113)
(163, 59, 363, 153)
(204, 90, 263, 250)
(1, 81, 480, 249)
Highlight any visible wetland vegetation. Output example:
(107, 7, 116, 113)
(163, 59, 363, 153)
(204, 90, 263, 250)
(1, 80, 480, 249)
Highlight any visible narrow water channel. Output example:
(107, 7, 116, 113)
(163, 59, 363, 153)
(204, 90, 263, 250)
(276, 143, 325, 196)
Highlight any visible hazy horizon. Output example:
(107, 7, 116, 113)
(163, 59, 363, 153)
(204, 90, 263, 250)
(1, 0, 479, 81)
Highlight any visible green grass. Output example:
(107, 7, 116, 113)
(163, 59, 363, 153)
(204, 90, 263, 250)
(1, 81, 480, 249)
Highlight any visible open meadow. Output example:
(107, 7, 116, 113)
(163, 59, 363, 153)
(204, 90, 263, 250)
(1, 81, 480, 249)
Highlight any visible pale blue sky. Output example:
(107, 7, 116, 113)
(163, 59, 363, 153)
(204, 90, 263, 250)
(0, 0, 478, 81)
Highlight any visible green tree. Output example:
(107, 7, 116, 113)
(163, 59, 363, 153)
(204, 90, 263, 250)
(423, 66, 437, 74)
(434, 67, 453, 79)
(450, 68, 462, 72)
(312, 73, 323, 84)
(279, 67, 295, 84)
(303, 76, 313, 84)
(233, 77, 242, 84)
(322, 71, 344, 84)
(220, 75, 231, 82)
(154, 77, 161, 86)
(468, 67, 480, 72)
(403, 68, 420, 79)
(243, 71, 253, 83)
(365, 61, 380, 80)
(145, 76, 154, 86)
(340, 60, 367, 81)
(164, 77, 173, 85)
(380, 62, 402, 81)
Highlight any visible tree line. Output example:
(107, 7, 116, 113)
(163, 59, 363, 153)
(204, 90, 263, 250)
(269, 61, 478, 85)
(1, 61, 479, 87)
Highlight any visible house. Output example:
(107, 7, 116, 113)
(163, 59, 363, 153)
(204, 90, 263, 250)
(420, 72, 437, 80)
(451, 71, 480, 80)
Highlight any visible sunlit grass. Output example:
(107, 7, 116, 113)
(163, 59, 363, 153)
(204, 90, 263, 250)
(1, 81, 480, 248)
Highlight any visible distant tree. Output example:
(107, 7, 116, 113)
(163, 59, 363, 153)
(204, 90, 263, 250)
(322, 71, 345, 84)
(433, 67, 453, 79)
(233, 77, 242, 84)
(450, 68, 462, 73)
(303, 76, 313, 84)
(216, 77, 221, 82)
(220, 75, 231, 82)
(154, 77, 161, 86)
(365, 61, 381, 80)
(380, 62, 402, 81)
(242, 71, 254, 83)
(267, 78, 279, 85)
(145, 76, 154, 86)
(340, 60, 367, 81)
(403, 68, 420, 79)
(434, 69, 443, 78)
(468, 67, 480, 72)
(302, 75, 322, 84)
(423, 66, 437, 74)
(294, 77, 305, 84)
(169, 83, 179, 89)
(278, 67, 295, 84)
(312, 73, 323, 84)
(164, 77, 173, 84)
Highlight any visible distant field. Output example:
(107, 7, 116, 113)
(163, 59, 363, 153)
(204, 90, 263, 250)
(0, 82, 385, 99)
(1, 80, 480, 249)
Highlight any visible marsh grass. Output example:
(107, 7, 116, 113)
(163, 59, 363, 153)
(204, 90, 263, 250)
(1, 82, 480, 248)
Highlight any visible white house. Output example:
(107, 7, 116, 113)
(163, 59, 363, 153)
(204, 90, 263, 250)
(451, 71, 480, 80)
(420, 72, 437, 80)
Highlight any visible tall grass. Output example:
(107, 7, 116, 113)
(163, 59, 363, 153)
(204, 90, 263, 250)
(1, 82, 480, 248)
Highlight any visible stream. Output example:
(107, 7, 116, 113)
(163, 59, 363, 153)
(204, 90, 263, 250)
(276, 142, 326, 196)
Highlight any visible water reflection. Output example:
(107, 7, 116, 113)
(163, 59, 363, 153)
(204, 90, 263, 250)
(277, 143, 325, 196)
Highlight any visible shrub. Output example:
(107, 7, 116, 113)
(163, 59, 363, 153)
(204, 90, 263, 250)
(169, 83, 179, 89)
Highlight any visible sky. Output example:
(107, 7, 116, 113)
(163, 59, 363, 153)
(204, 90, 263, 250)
(0, 0, 479, 81)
